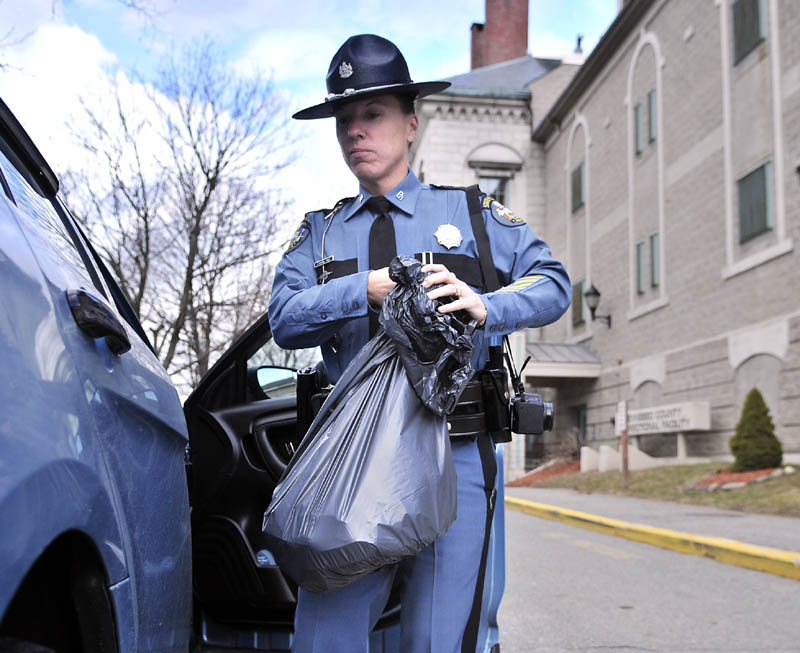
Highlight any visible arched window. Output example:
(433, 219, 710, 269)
(467, 143, 523, 205)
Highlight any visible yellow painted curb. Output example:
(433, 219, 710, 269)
(505, 496, 800, 581)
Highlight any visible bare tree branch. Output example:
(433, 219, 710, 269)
(63, 40, 298, 391)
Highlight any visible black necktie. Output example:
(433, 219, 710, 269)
(366, 195, 397, 337)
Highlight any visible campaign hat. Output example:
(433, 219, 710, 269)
(292, 34, 451, 120)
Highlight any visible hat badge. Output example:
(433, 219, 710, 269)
(339, 61, 353, 78)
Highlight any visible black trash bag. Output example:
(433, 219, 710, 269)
(381, 256, 476, 416)
(262, 256, 475, 593)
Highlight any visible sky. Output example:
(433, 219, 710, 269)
(0, 0, 618, 236)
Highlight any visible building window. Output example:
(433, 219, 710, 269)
(647, 88, 657, 143)
(738, 161, 773, 243)
(571, 161, 584, 213)
(572, 278, 585, 327)
(650, 232, 660, 288)
(636, 241, 646, 294)
(480, 176, 508, 205)
(634, 102, 644, 155)
(733, 0, 766, 65)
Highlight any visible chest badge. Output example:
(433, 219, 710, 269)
(434, 224, 462, 249)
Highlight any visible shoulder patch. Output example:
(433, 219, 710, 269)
(485, 196, 525, 226)
(285, 217, 311, 253)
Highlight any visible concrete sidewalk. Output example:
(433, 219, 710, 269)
(504, 487, 800, 580)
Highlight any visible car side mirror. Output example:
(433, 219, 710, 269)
(249, 366, 298, 399)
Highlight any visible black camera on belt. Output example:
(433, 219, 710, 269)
(501, 342, 555, 436)
(479, 344, 554, 440)
(510, 391, 554, 435)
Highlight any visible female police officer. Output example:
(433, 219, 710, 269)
(268, 34, 570, 652)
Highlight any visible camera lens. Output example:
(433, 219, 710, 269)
(543, 401, 554, 432)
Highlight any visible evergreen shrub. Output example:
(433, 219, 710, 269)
(729, 387, 782, 472)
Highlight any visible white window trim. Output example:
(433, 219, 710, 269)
(626, 31, 667, 325)
(722, 238, 793, 280)
(627, 296, 670, 322)
(564, 114, 591, 341)
(719, 0, 788, 280)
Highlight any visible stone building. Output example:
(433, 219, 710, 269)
(412, 0, 800, 474)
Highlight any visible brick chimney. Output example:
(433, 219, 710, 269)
(470, 0, 529, 69)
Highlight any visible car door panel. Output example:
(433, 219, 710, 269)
(188, 392, 302, 626)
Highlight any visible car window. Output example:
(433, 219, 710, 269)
(0, 143, 103, 295)
(198, 336, 321, 410)
(248, 339, 320, 372)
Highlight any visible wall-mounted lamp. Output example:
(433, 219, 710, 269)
(584, 284, 611, 328)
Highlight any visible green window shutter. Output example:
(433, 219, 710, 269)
(733, 0, 765, 65)
(634, 102, 644, 155)
(571, 162, 584, 213)
(636, 241, 645, 294)
(738, 163, 771, 243)
(648, 89, 657, 143)
(650, 232, 660, 288)
(572, 279, 584, 327)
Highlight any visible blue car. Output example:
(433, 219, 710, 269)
(0, 96, 504, 653)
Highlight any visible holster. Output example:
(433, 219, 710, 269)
(296, 363, 331, 439)
(479, 368, 512, 443)
(447, 367, 511, 444)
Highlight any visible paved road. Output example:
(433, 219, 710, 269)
(497, 490, 800, 652)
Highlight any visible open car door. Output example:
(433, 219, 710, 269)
(185, 312, 402, 650)
(184, 311, 312, 646)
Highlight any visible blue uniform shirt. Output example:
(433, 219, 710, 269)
(269, 171, 571, 382)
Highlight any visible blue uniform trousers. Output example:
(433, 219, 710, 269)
(291, 437, 490, 653)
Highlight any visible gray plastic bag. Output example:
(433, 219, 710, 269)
(262, 256, 473, 593)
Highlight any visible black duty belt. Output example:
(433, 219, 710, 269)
(307, 376, 489, 440)
(447, 378, 487, 440)
(315, 252, 504, 290)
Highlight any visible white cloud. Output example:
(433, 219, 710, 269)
(1, 22, 119, 171)
(271, 116, 356, 232)
(240, 28, 339, 85)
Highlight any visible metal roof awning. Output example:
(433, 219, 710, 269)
(523, 342, 601, 381)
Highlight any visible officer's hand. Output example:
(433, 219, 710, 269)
(367, 267, 396, 307)
(421, 263, 487, 325)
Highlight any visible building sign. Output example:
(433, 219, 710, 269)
(615, 400, 627, 432)
(616, 401, 711, 436)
